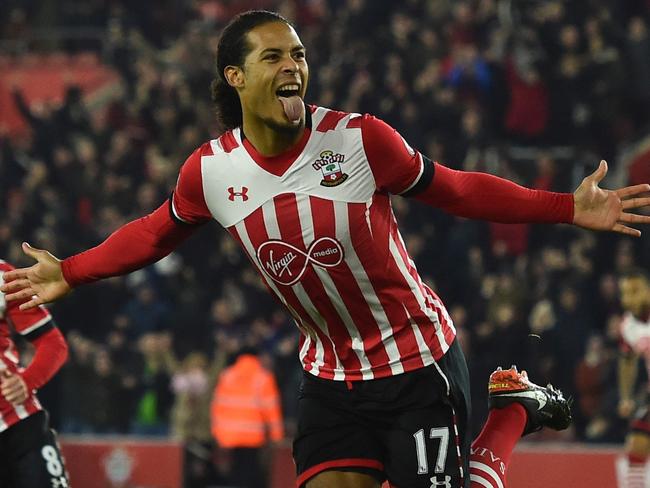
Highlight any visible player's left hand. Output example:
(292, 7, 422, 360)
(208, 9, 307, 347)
(573, 160, 650, 236)
(618, 398, 635, 418)
(0, 370, 29, 405)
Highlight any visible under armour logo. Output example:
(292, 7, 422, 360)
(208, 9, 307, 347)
(227, 187, 249, 201)
(429, 475, 452, 488)
(51, 477, 69, 488)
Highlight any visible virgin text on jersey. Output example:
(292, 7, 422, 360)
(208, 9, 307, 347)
(256, 237, 345, 285)
(312, 150, 348, 187)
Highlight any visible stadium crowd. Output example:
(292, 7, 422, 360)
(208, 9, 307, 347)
(1, 0, 649, 476)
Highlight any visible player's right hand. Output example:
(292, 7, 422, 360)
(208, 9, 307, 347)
(0, 370, 28, 405)
(618, 398, 635, 418)
(0, 242, 71, 310)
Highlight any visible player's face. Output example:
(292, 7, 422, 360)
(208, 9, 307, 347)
(238, 22, 308, 131)
(620, 276, 650, 317)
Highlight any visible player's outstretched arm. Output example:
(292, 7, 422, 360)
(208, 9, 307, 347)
(572, 160, 650, 237)
(1, 243, 70, 311)
(2, 201, 199, 310)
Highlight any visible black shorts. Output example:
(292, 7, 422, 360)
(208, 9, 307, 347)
(0, 411, 70, 488)
(293, 339, 471, 488)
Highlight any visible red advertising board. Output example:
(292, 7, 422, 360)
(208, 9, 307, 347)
(60, 437, 183, 488)
(508, 445, 620, 488)
(60, 438, 627, 488)
(272, 444, 626, 488)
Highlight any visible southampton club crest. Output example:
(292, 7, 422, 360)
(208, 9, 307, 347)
(312, 150, 348, 187)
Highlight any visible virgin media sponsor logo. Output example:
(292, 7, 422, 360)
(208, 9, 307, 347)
(256, 237, 344, 285)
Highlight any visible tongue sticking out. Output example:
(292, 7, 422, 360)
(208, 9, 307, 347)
(279, 95, 304, 123)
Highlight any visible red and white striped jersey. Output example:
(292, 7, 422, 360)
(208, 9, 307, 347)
(621, 311, 650, 389)
(0, 260, 52, 431)
(172, 106, 456, 381)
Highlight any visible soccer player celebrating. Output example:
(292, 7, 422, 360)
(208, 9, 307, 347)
(0, 259, 70, 488)
(3, 10, 650, 488)
(618, 269, 650, 488)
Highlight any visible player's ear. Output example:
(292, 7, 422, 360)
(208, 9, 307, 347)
(224, 65, 245, 89)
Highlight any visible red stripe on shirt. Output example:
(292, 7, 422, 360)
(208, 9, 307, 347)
(365, 195, 428, 367)
(347, 197, 424, 371)
(388, 215, 451, 359)
(227, 225, 312, 373)
(243, 205, 337, 378)
(309, 196, 391, 371)
(0, 381, 42, 432)
(346, 116, 362, 129)
(274, 194, 363, 375)
(423, 284, 456, 354)
(316, 110, 348, 133)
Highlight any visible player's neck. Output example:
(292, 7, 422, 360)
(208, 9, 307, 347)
(241, 117, 306, 157)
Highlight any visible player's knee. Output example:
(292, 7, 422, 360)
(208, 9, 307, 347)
(306, 470, 381, 488)
(626, 432, 650, 457)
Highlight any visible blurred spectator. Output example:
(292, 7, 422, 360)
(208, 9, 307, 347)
(625, 17, 650, 130)
(131, 331, 177, 436)
(121, 285, 171, 338)
(171, 352, 219, 488)
(505, 62, 549, 141)
(574, 334, 618, 442)
(60, 332, 96, 433)
(171, 353, 211, 439)
(84, 348, 123, 433)
(554, 284, 593, 393)
(211, 347, 284, 488)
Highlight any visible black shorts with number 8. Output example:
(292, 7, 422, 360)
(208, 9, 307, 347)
(0, 411, 70, 488)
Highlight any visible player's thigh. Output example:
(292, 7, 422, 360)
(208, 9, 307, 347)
(384, 404, 462, 488)
(13, 427, 69, 488)
(306, 470, 381, 488)
(293, 375, 384, 487)
(383, 340, 471, 488)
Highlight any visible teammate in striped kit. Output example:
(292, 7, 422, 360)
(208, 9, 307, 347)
(617, 269, 650, 488)
(3, 10, 650, 488)
(0, 260, 70, 488)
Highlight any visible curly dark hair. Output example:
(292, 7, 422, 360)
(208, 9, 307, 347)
(211, 10, 291, 131)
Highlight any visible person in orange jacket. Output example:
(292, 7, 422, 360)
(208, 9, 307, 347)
(211, 346, 284, 488)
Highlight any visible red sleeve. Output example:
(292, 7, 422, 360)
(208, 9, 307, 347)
(415, 162, 574, 224)
(360, 115, 425, 194)
(61, 200, 198, 286)
(60, 144, 217, 287)
(171, 143, 213, 224)
(21, 327, 68, 391)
